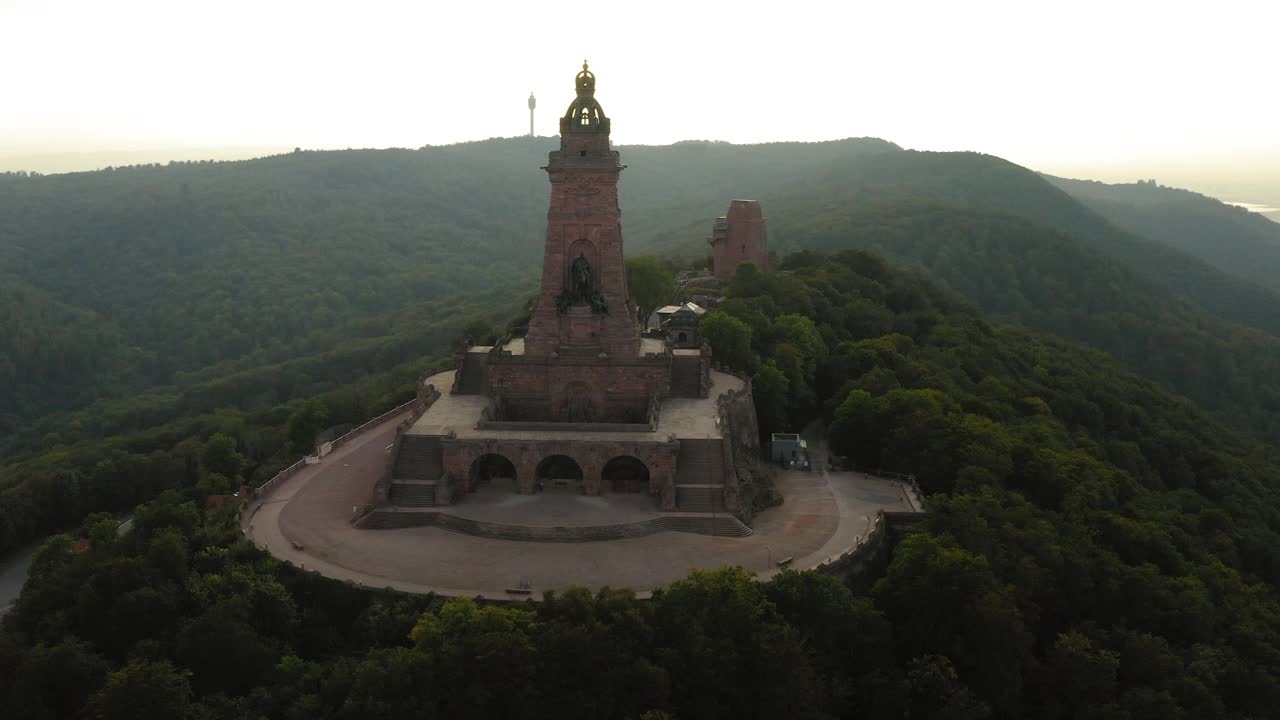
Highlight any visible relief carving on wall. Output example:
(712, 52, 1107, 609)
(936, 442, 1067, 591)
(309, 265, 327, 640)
(561, 175, 615, 218)
(562, 381, 597, 422)
(564, 175, 603, 197)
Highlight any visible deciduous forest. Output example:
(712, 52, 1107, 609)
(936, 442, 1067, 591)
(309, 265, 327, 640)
(4, 139, 1280, 718)
(6, 251, 1280, 718)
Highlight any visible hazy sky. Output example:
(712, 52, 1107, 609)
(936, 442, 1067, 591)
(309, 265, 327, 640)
(2, 0, 1276, 200)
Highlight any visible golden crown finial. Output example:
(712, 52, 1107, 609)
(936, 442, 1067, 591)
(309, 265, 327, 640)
(583, 59, 589, 71)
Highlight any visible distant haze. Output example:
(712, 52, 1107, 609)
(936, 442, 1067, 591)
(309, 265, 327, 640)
(2, 0, 1276, 209)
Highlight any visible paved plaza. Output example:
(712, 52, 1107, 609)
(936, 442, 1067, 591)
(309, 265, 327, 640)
(409, 369, 742, 441)
(244, 410, 911, 599)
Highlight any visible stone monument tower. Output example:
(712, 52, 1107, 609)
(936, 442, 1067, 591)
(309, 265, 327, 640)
(523, 61, 640, 358)
(366, 61, 756, 521)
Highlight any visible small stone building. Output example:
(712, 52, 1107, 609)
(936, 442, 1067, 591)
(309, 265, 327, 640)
(770, 432, 808, 467)
(655, 302, 706, 348)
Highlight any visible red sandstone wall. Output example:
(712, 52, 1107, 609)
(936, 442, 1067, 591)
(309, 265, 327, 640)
(488, 359, 670, 423)
(526, 214, 639, 357)
(442, 438, 678, 507)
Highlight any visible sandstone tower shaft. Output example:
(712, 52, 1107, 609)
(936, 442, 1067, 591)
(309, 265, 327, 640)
(524, 62, 639, 357)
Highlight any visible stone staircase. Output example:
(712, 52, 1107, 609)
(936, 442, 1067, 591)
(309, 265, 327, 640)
(670, 355, 702, 397)
(393, 435, 444, 481)
(675, 439, 726, 511)
(354, 508, 751, 540)
(388, 480, 437, 507)
(675, 484, 724, 512)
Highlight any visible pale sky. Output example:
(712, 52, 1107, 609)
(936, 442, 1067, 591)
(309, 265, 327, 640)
(1, 0, 1277, 200)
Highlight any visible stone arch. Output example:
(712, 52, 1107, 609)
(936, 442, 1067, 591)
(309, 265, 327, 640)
(603, 455, 650, 494)
(470, 453, 517, 493)
(536, 454, 584, 493)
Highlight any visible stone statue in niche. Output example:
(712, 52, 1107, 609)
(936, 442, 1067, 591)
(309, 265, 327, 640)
(555, 252, 608, 315)
(571, 253, 592, 296)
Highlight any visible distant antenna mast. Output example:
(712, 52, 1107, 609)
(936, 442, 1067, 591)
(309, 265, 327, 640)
(528, 92, 537, 137)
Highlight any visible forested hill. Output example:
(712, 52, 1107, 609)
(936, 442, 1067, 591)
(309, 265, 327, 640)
(1046, 174, 1280, 293)
(771, 203, 1280, 446)
(0, 137, 898, 430)
(0, 273, 143, 422)
(0, 145, 541, 433)
(6, 249, 1280, 717)
(653, 149, 1280, 338)
(5, 136, 1280, 443)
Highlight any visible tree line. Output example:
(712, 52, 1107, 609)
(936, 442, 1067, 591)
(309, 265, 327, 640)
(3, 248, 1280, 716)
(696, 251, 1280, 716)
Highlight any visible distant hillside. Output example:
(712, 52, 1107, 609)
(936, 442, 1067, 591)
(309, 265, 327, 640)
(775, 203, 1280, 444)
(0, 274, 144, 432)
(640, 149, 1280, 339)
(4, 136, 1279, 447)
(0, 137, 900, 428)
(0, 143, 550, 428)
(1046, 174, 1280, 293)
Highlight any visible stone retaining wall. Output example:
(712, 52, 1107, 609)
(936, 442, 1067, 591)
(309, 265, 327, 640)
(440, 437, 679, 502)
(355, 508, 751, 540)
(713, 366, 762, 522)
(813, 511, 927, 591)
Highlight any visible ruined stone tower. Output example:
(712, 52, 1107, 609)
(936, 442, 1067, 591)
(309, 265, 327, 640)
(523, 61, 640, 357)
(708, 200, 769, 279)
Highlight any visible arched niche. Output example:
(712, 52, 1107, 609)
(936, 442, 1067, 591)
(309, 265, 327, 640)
(602, 455, 650, 494)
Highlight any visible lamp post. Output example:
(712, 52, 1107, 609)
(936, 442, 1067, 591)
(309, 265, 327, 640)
(765, 543, 772, 569)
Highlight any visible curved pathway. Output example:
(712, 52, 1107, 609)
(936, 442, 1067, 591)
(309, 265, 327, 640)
(243, 411, 912, 599)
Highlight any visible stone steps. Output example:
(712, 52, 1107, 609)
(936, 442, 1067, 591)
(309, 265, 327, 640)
(388, 481, 436, 507)
(670, 356, 702, 397)
(353, 509, 751, 540)
(675, 483, 725, 512)
(675, 439, 727, 511)
(676, 439, 725, 482)
(393, 435, 444, 481)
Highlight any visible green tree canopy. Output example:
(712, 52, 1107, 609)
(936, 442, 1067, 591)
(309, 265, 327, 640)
(85, 660, 192, 720)
(699, 311, 753, 371)
(201, 432, 245, 479)
(625, 256, 676, 327)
